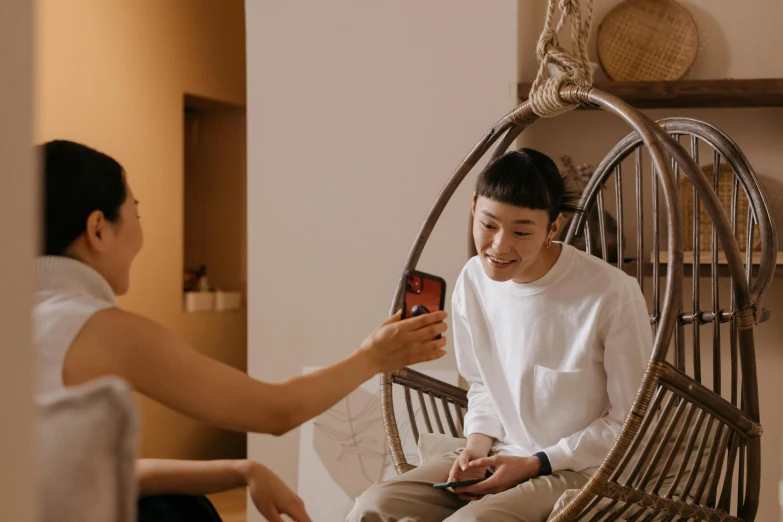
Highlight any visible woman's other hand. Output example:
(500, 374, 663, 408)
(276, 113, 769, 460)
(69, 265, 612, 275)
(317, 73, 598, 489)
(243, 461, 312, 522)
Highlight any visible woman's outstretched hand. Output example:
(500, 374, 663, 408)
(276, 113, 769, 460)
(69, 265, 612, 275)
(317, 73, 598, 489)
(359, 310, 448, 372)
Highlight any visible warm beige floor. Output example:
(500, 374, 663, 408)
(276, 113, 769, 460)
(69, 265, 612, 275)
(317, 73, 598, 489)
(208, 488, 247, 522)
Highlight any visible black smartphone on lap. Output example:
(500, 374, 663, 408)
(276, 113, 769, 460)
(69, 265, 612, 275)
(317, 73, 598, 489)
(432, 477, 486, 490)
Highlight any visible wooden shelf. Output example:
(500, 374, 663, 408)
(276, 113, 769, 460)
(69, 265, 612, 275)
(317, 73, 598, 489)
(517, 79, 783, 109)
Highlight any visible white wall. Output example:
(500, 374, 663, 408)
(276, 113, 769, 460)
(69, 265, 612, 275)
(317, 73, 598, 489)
(0, 0, 36, 519)
(246, 0, 519, 507)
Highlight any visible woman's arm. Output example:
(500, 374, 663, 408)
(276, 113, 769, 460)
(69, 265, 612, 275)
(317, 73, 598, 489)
(137, 459, 247, 497)
(137, 459, 311, 522)
(64, 309, 447, 436)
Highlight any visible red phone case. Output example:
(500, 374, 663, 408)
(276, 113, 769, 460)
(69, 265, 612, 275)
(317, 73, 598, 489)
(402, 270, 447, 319)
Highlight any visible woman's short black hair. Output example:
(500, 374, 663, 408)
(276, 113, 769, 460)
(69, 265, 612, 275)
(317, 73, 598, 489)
(40, 140, 126, 255)
(475, 148, 579, 223)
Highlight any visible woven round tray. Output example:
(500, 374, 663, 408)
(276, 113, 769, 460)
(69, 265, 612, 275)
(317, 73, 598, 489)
(680, 163, 761, 252)
(597, 0, 699, 82)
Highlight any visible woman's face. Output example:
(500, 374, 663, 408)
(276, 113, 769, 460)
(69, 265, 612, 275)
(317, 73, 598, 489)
(100, 183, 143, 295)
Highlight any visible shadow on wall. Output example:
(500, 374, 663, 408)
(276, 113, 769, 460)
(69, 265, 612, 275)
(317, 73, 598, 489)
(684, 1, 732, 79)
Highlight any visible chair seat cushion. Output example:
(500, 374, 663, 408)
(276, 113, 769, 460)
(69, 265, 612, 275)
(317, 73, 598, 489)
(417, 433, 466, 465)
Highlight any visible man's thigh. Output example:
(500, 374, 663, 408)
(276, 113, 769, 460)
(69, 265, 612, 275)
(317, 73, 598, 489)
(445, 471, 590, 522)
(386, 452, 458, 485)
(348, 452, 468, 522)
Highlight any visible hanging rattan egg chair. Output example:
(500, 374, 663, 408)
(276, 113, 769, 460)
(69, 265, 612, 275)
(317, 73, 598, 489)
(380, 2, 778, 521)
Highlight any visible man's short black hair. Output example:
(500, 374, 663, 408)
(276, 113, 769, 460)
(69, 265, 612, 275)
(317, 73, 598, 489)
(475, 148, 579, 223)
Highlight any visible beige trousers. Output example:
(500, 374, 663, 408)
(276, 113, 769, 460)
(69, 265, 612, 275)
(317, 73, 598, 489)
(347, 451, 589, 522)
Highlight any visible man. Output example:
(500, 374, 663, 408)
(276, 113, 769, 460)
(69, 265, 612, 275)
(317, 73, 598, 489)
(349, 148, 652, 521)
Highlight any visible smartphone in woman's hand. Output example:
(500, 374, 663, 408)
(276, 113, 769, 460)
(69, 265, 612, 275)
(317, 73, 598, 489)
(402, 270, 446, 339)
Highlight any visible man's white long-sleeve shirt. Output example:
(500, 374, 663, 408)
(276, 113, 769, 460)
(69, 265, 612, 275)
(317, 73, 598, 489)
(454, 243, 652, 474)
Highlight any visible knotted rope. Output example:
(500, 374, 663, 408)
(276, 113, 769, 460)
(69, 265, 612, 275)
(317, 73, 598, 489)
(529, 0, 595, 118)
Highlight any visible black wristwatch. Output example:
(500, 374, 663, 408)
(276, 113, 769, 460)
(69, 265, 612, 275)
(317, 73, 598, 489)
(533, 451, 552, 476)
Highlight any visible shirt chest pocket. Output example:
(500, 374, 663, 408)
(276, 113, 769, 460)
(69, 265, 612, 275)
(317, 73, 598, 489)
(533, 365, 592, 428)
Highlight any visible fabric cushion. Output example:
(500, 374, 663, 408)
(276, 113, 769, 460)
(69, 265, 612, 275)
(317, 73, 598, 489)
(417, 433, 466, 465)
(37, 377, 138, 522)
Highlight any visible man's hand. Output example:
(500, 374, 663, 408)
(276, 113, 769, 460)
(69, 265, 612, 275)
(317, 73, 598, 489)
(454, 455, 542, 497)
(446, 433, 495, 501)
(446, 447, 490, 501)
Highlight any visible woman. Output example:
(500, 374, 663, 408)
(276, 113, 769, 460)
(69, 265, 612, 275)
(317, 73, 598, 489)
(35, 140, 448, 522)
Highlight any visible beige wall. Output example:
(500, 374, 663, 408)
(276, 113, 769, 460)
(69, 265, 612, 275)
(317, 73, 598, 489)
(0, 0, 36, 519)
(521, 1, 783, 519)
(246, 0, 519, 508)
(35, 0, 247, 460)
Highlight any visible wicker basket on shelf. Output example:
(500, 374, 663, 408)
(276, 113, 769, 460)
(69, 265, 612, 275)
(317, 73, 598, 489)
(596, 0, 699, 81)
(680, 162, 761, 252)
